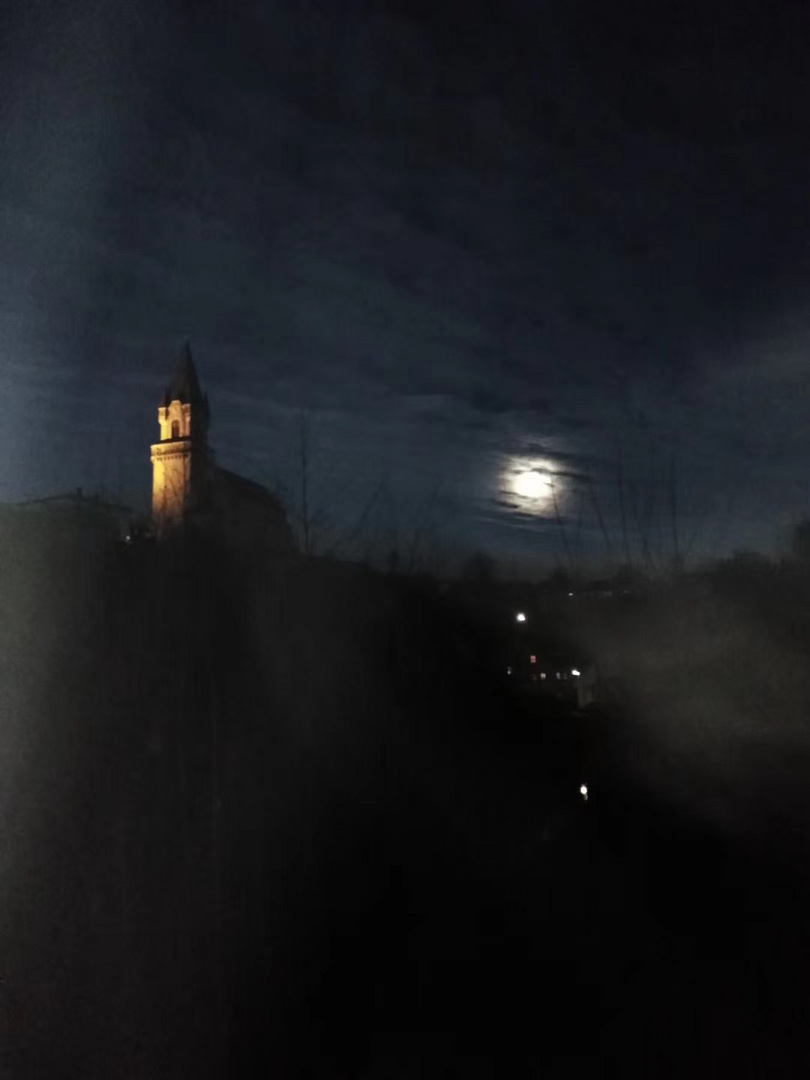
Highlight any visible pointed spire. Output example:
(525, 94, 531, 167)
(164, 340, 204, 406)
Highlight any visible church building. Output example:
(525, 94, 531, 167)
(150, 344, 295, 555)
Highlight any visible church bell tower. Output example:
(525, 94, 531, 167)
(150, 342, 211, 531)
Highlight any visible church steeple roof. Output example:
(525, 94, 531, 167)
(164, 341, 206, 406)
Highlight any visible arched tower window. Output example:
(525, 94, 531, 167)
(171, 420, 180, 439)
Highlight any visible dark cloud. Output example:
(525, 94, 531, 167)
(557, 415, 593, 432)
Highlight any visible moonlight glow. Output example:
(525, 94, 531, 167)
(514, 470, 552, 500)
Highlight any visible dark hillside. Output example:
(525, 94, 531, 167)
(2, 529, 810, 1076)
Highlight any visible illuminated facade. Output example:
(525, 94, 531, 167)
(150, 344, 295, 554)
(150, 343, 212, 531)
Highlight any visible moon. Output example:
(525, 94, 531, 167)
(514, 470, 552, 500)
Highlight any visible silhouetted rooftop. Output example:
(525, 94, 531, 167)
(215, 467, 286, 513)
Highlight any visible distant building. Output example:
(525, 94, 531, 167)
(150, 343, 295, 555)
(1, 489, 133, 543)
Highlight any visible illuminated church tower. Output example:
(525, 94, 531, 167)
(150, 342, 211, 531)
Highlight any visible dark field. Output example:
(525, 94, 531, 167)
(1, 524, 810, 1077)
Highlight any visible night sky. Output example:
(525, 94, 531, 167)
(2, 0, 810, 566)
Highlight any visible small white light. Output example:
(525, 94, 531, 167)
(571, 668, 581, 677)
(568, 592, 574, 598)
(516, 612, 526, 622)
(506, 666, 512, 675)
(579, 784, 588, 801)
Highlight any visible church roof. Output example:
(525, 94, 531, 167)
(215, 467, 286, 512)
(164, 341, 206, 406)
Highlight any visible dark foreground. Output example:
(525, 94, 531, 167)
(1, 535, 810, 1077)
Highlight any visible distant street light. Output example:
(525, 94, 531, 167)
(516, 612, 526, 623)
